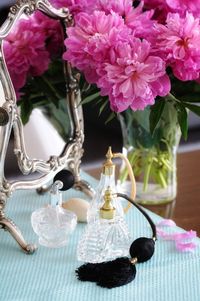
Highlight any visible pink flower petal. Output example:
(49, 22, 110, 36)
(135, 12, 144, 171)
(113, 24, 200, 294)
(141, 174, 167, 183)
(172, 230, 197, 241)
(157, 219, 176, 227)
(175, 241, 197, 253)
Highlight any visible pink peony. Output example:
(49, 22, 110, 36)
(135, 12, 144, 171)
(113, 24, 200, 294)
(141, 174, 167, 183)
(153, 13, 200, 81)
(97, 1, 157, 39)
(143, 0, 170, 22)
(64, 11, 130, 83)
(98, 38, 170, 112)
(96, 0, 133, 16)
(125, 1, 156, 38)
(3, 41, 27, 93)
(50, 0, 98, 15)
(144, 0, 200, 20)
(166, 0, 200, 18)
(50, 0, 70, 8)
(4, 17, 50, 94)
(4, 11, 64, 96)
(33, 11, 63, 57)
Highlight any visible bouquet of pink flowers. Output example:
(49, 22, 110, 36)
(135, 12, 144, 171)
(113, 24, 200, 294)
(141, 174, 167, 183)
(3, 0, 200, 138)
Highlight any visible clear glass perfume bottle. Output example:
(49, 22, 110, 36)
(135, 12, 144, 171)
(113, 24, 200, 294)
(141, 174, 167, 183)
(77, 148, 130, 263)
(31, 180, 77, 248)
(87, 147, 124, 224)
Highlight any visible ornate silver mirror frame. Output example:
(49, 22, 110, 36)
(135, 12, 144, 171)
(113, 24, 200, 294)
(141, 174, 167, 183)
(0, 0, 93, 254)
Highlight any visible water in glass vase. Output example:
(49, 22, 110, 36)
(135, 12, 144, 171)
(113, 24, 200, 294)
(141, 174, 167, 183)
(118, 101, 181, 206)
(119, 147, 177, 205)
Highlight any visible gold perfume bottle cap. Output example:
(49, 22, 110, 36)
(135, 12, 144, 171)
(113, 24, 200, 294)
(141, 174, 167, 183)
(102, 147, 115, 176)
(100, 187, 116, 220)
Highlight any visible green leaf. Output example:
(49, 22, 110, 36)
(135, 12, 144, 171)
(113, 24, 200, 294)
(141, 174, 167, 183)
(99, 101, 107, 116)
(44, 100, 72, 140)
(175, 103, 188, 140)
(182, 102, 200, 117)
(105, 112, 116, 124)
(20, 99, 33, 125)
(94, 98, 104, 106)
(130, 107, 150, 132)
(179, 95, 200, 103)
(149, 100, 165, 135)
(34, 76, 60, 107)
(81, 91, 100, 105)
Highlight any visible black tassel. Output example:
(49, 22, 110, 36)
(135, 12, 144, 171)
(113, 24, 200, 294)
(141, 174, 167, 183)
(97, 257, 136, 289)
(76, 262, 103, 282)
(76, 193, 157, 289)
(76, 257, 136, 288)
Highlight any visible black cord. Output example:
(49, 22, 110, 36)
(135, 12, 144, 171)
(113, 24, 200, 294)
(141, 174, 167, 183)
(117, 193, 157, 240)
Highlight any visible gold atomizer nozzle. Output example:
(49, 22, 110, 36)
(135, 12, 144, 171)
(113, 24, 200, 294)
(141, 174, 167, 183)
(102, 147, 115, 176)
(100, 187, 116, 220)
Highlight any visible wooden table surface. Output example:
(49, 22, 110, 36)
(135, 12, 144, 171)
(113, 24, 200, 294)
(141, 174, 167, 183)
(175, 150, 200, 235)
(85, 150, 200, 236)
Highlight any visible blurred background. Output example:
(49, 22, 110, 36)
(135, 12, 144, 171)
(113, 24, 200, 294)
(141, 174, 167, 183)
(0, 1, 200, 178)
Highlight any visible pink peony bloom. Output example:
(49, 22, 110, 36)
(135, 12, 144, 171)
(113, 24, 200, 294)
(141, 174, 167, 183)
(143, 0, 170, 22)
(144, 0, 200, 20)
(98, 38, 170, 112)
(50, 0, 70, 8)
(125, 1, 156, 38)
(96, 0, 156, 38)
(166, 0, 200, 18)
(4, 17, 50, 94)
(64, 11, 130, 83)
(33, 11, 63, 57)
(153, 13, 200, 81)
(50, 0, 98, 15)
(3, 41, 27, 93)
(96, 0, 132, 16)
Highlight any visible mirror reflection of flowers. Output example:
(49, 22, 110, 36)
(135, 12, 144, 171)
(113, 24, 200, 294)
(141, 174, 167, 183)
(4, 11, 62, 98)
(3, 0, 200, 197)
(3, 10, 69, 137)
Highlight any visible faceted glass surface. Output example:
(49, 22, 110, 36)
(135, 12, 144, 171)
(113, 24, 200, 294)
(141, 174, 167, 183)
(31, 205, 77, 248)
(77, 217, 130, 263)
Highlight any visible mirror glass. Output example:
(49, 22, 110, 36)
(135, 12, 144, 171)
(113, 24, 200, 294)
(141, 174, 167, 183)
(0, 78, 5, 107)
(3, 10, 74, 162)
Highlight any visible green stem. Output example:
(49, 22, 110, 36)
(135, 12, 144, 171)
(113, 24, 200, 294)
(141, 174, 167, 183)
(41, 75, 63, 100)
(160, 157, 173, 171)
(166, 93, 181, 103)
(119, 150, 138, 183)
(143, 157, 153, 192)
(119, 146, 174, 191)
(157, 169, 168, 189)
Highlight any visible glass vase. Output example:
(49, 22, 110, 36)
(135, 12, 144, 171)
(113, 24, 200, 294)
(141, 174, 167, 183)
(118, 101, 181, 206)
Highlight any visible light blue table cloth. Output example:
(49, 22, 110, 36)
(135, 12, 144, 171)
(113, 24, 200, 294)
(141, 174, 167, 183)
(0, 172, 200, 301)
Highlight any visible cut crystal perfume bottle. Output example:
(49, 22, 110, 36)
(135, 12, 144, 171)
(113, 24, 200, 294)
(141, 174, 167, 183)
(31, 180, 77, 248)
(77, 148, 130, 263)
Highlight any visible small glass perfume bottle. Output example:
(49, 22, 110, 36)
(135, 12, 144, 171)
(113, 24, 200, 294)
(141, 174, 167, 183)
(77, 148, 130, 263)
(87, 147, 124, 224)
(31, 180, 77, 248)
